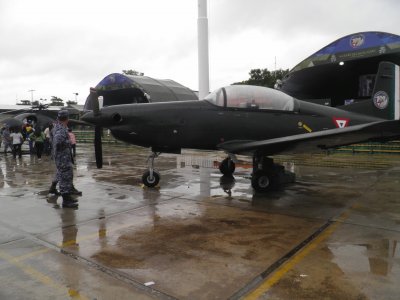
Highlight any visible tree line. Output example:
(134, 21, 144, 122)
(234, 68, 289, 88)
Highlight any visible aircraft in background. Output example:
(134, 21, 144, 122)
(0, 104, 55, 130)
(0, 103, 86, 131)
(82, 61, 400, 192)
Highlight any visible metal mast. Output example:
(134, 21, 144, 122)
(197, 0, 210, 100)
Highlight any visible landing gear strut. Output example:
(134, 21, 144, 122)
(251, 154, 294, 192)
(142, 152, 161, 187)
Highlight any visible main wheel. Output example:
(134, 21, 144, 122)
(251, 170, 275, 192)
(142, 170, 160, 187)
(219, 158, 235, 176)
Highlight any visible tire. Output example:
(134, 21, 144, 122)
(142, 170, 160, 187)
(251, 170, 275, 192)
(219, 158, 235, 175)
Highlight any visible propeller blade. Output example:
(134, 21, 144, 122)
(84, 87, 100, 115)
(94, 126, 103, 168)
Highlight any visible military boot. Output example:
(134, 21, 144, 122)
(48, 182, 60, 195)
(62, 194, 78, 208)
(70, 185, 82, 196)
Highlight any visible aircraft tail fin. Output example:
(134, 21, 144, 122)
(369, 61, 400, 120)
(341, 61, 400, 120)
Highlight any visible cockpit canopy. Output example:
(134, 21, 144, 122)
(205, 85, 296, 111)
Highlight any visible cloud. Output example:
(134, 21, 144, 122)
(0, 0, 399, 104)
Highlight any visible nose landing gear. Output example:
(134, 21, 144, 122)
(142, 152, 161, 187)
(219, 157, 236, 176)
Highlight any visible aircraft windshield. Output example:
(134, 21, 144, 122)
(205, 85, 295, 111)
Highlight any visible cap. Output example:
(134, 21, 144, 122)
(57, 110, 69, 119)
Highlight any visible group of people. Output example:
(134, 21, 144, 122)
(1, 121, 76, 160)
(1, 110, 80, 208)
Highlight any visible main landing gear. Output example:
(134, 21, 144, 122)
(142, 152, 161, 187)
(218, 154, 295, 192)
(251, 155, 295, 192)
(141, 151, 295, 191)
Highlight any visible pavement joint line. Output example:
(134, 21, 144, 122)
(1, 225, 177, 300)
(0, 250, 90, 300)
(33, 196, 179, 238)
(58, 246, 179, 300)
(4, 198, 182, 263)
(228, 220, 336, 300)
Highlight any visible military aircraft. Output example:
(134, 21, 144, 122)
(0, 104, 55, 130)
(82, 61, 400, 192)
(0, 104, 86, 131)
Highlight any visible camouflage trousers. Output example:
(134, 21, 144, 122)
(54, 154, 73, 195)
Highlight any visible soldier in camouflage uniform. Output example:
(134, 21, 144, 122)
(52, 110, 78, 208)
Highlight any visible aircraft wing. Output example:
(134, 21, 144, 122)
(218, 120, 400, 155)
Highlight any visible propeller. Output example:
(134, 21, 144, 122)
(88, 88, 103, 169)
(94, 125, 103, 168)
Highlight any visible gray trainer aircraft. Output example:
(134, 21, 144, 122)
(82, 61, 400, 192)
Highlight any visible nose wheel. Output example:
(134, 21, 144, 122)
(219, 156, 236, 176)
(142, 170, 160, 187)
(142, 152, 161, 187)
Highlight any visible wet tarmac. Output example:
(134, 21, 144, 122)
(0, 144, 399, 300)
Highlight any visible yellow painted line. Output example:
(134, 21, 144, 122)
(13, 248, 50, 262)
(244, 220, 342, 300)
(0, 250, 89, 300)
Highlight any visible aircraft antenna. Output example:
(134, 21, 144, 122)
(198, 0, 210, 100)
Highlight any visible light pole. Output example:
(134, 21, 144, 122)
(28, 89, 35, 103)
(198, 0, 210, 100)
(73, 92, 79, 103)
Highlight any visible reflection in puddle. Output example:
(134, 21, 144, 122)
(167, 155, 298, 198)
(166, 155, 253, 197)
(330, 239, 399, 276)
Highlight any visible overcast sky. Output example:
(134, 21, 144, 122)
(0, 0, 399, 105)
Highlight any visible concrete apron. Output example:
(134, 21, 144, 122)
(0, 144, 399, 300)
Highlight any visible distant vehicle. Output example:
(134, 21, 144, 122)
(82, 61, 400, 192)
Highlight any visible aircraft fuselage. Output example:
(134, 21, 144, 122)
(84, 99, 380, 153)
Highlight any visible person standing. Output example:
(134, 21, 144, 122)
(26, 122, 35, 154)
(52, 110, 79, 208)
(48, 122, 60, 195)
(68, 128, 77, 157)
(2, 126, 12, 155)
(30, 128, 46, 160)
(10, 128, 23, 159)
(43, 124, 52, 155)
